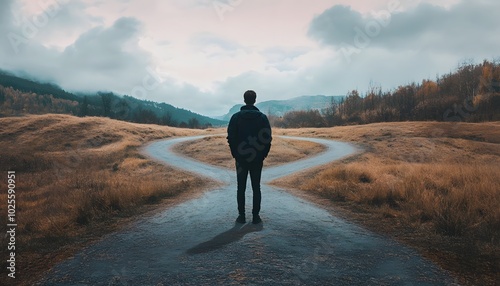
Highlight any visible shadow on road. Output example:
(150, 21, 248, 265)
(186, 223, 264, 255)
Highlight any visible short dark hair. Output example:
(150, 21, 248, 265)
(244, 90, 256, 104)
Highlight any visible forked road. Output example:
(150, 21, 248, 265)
(40, 136, 458, 285)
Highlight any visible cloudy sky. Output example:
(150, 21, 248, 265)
(0, 0, 498, 117)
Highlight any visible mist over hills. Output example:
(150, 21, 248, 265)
(219, 95, 345, 121)
(0, 71, 225, 128)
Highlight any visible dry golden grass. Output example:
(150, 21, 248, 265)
(173, 135, 326, 169)
(0, 114, 212, 285)
(271, 121, 500, 285)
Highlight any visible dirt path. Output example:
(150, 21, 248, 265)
(38, 136, 459, 285)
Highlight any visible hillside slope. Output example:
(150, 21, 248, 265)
(0, 72, 226, 127)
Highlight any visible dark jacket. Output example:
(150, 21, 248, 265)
(227, 105, 272, 164)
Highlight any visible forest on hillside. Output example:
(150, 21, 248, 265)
(271, 60, 500, 128)
(0, 73, 224, 128)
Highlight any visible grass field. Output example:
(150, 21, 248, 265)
(271, 121, 500, 285)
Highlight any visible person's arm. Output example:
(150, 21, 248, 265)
(262, 114, 272, 159)
(227, 114, 238, 158)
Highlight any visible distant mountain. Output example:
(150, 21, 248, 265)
(219, 95, 345, 121)
(0, 71, 225, 128)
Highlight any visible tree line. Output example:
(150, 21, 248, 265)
(2, 59, 499, 129)
(270, 60, 500, 128)
(0, 87, 212, 129)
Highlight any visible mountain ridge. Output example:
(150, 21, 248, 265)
(219, 95, 345, 121)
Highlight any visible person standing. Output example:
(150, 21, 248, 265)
(227, 90, 272, 224)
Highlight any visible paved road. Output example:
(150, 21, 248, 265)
(39, 136, 458, 285)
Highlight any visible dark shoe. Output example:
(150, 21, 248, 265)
(252, 214, 262, 224)
(236, 214, 246, 224)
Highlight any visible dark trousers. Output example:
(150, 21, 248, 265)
(236, 161, 263, 215)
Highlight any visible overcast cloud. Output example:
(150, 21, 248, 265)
(0, 0, 498, 117)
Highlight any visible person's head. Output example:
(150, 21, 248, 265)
(244, 90, 256, 105)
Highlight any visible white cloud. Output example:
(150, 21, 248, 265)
(308, 0, 500, 57)
(0, 0, 498, 118)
